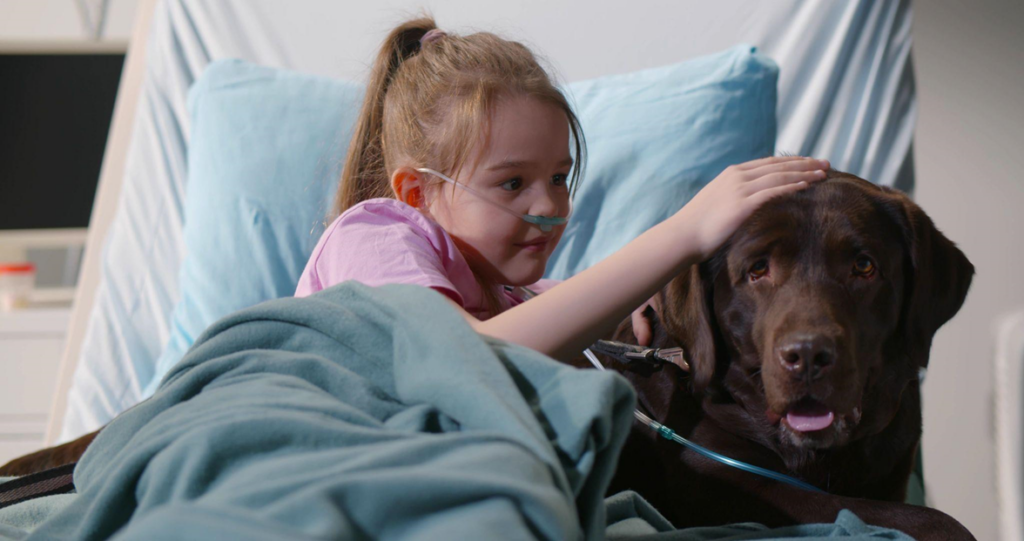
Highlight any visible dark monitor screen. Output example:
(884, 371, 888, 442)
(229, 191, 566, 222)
(0, 53, 124, 230)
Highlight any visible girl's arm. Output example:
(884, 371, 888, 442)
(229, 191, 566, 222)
(458, 156, 829, 361)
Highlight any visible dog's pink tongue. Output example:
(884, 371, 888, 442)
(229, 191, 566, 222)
(786, 401, 835, 432)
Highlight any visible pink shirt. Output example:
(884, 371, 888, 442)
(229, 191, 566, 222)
(295, 198, 558, 320)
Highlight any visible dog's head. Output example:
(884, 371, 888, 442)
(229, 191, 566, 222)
(663, 171, 974, 450)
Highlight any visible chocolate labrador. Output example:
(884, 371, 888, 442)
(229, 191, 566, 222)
(589, 171, 975, 539)
(2, 171, 974, 539)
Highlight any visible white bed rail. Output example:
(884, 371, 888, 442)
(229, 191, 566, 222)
(995, 309, 1024, 540)
(44, 0, 159, 446)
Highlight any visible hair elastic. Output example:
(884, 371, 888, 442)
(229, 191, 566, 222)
(420, 29, 446, 45)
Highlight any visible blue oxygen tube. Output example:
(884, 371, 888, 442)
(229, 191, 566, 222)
(582, 349, 825, 493)
(514, 286, 825, 494)
(415, 168, 570, 232)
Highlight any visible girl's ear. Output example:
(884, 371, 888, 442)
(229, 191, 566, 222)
(390, 167, 425, 208)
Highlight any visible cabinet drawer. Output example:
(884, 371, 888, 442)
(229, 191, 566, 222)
(0, 338, 64, 416)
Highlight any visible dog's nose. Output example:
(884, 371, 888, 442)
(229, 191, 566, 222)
(776, 335, 836, 380)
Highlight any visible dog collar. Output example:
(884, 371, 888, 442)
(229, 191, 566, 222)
(589, 340, 689, 371)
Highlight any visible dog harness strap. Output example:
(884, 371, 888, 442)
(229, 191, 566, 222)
(0, 462, 76, 510)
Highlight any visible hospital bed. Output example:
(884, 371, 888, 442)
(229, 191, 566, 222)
(13, 0, 921, 534)
(996, 310, 1024, 540)
(47, 0, 917, 446)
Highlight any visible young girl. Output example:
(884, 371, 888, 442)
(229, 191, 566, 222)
(295, 18, 828, 361)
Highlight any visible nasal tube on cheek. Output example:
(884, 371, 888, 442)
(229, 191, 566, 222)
(415, 168, 569, 232)
(521, 214, 567, 233)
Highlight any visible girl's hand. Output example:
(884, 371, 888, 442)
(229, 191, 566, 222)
(680, 156, 829, 260)
(631, 294, 662, 346)
(469, 156, 828, 362)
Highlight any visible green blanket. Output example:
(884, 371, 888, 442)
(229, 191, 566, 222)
(1, 284, 913, 540)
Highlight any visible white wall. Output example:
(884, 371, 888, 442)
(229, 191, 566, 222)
(0, 0, 138, 42)
(914, 1, 1024, 539)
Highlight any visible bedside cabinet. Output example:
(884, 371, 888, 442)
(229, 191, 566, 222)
(0, 308, 70, 465)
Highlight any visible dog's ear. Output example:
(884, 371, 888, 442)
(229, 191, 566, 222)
(883, 188, 975, 369)
(663, 262, 718, 392)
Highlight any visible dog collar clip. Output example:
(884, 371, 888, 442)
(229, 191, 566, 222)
(590, 340, 690, 372)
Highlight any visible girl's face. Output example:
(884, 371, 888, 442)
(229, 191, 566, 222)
(425, 96, 573, 287)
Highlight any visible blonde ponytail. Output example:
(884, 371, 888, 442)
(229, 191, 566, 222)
(334, 18, 437, 216)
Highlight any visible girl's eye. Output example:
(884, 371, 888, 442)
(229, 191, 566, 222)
(552, 174, 568, 187)
(853, 255, 876, 277)
(500, 177, 523, 191)
(749, 259, 769, 281)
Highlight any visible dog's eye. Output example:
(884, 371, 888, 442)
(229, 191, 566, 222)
(853, 256, 876, 277)
(749, 259, 769, 281)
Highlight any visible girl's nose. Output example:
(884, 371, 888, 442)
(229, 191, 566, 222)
(529, 182, 567, 218)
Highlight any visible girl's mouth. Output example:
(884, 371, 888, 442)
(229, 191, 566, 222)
(515, 238, 550, 252)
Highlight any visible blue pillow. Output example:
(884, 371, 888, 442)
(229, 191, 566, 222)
(145, 60, 362, 396)
(147, 45, 776, 396)
(546, 45, 777, 278)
